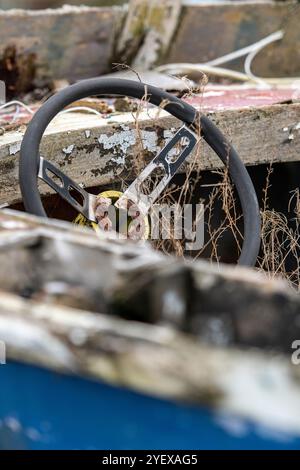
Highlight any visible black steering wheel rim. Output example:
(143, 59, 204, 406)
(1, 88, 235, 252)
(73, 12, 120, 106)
(19, 77, 261, 266)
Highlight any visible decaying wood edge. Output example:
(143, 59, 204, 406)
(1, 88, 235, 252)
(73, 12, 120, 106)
(0, 102, 300, 206)
(0, 288, 300, 435)
(1, 206, 300, 353)
(0, 209, 299, 433)
(0, 207, 300, 347)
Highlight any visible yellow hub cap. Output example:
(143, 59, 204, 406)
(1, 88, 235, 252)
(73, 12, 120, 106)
(73, 190, 150, 240)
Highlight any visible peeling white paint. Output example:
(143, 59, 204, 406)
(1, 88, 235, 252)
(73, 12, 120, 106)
(99, 128, 169, 166)
(111, 155, 126, 165)
(98, 130, 136, 155)
(98, 129, 163, 157)
(164, 128, 176, 140)
(141, 130, 160, 153)
(63, 144, 75, 155)
(283, 123, 300, 138)
(9, 142, 21, 155)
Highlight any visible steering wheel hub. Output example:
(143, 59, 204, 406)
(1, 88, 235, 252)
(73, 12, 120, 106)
(73, 189, 150, 241)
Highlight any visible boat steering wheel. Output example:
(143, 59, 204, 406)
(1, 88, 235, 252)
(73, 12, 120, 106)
(19, 78, 261, 266)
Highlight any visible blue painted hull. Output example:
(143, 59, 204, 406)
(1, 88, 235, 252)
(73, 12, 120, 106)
(0, 361, 300, 450)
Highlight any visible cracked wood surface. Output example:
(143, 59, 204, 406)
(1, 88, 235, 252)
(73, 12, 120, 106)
(0, 209, 299, 433)
(0, 96, 299, 206)
(0, 208, 299, 354)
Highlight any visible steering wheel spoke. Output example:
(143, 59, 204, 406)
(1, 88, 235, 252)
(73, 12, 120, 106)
(38, 157, 97, 221)
(116, 126, 198, 215)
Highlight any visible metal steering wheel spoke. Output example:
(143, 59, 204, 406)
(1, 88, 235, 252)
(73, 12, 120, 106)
(38, 157, 97, 222)
(116, 126, 199, 215)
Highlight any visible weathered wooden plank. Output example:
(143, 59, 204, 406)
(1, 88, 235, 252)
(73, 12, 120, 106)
(117, 0, 182, 69)
(0, 5, 125, 95)
(1, 290, 300, 434)
(0, 96, 299, 206)
(0, 208, 299, 356)
(167, 1, 300, 77)
(0, 1, 299, 92)
(0, 209, 299, 433)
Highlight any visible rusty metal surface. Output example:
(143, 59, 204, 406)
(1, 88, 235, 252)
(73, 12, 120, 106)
(0, 5, 124, 91)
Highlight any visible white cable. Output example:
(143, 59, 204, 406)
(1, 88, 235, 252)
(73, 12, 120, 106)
(155, 30, 285, 86)
(244, 31, 284, 85)
(0, 102, 103, 126)
(206, 30, 284, 67)
(58, 106, 102, 117)
(11, 105, 20, 123)
(0, 100, 34, 115)
(1, 102, 102, 126)
(156, 63, 261, 84)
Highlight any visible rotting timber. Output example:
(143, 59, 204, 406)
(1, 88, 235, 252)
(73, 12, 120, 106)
(1, 208, 300, 437)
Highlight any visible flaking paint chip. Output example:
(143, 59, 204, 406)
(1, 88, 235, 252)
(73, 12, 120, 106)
(63, 144, 75, 155)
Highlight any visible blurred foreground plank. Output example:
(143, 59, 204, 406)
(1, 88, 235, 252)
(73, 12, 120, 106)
(0, 209, 299, 433)
(0, 208, 299, 353)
